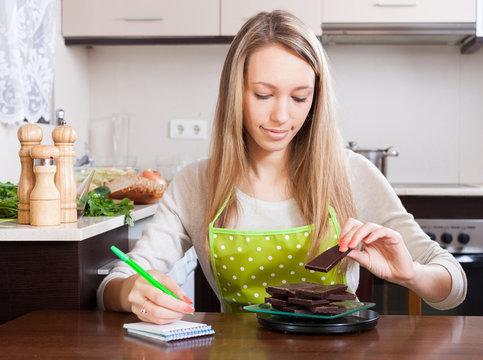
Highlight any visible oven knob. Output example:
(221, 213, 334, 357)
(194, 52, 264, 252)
(427, 232, 437, 241)
(441, 232, 453, 244)
(457, 233, 470, 245)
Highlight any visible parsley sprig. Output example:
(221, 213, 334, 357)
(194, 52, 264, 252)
(84, 186, 134, 226)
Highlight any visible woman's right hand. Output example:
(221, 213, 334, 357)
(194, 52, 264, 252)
(126, 270, 195, 324)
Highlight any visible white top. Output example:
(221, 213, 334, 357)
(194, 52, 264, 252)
(0, 204, 157, 241)
(392, 183, 483, 196)
(97, 151, 467, 312)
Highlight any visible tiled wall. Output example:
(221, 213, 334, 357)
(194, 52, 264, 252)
(86, 44, 483, 184)
(3, 42, 483, 184)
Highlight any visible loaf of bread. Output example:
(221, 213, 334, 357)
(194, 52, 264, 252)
(107, 173, 166, 204)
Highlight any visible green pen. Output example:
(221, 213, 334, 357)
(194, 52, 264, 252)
(110, 245, 180, 300)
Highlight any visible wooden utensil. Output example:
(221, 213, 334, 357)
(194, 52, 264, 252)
(52, 121, 77, 223)
(29, 145, 61, 226)
(17, 124, 43, 224)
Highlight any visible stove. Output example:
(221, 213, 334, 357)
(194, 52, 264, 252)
(412, 217, 483, 316)
(375, 192, 483, 316)
(416, 218, 483, 254)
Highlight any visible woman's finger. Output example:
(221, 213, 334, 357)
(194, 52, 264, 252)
(345, 222, 383, 250)
(154, 272, 193, 304)
(136, 297, 187, 325)
(128, 274, 195, 324)
(339, 218, 362, 251)
(363, 226, 400, 245)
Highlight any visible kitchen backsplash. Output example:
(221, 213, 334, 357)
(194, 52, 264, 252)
(85, 44, 483, 184)
(2, 32, 483, 184)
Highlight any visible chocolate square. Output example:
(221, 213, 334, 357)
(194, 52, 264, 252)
(265, 297, 289, 307)
(287, 297, 330, 308)
(304, 245, 351, 273)
(266, 282, 319, 297)
(326, 292, 357, 301)
(294, 284, 348, 299)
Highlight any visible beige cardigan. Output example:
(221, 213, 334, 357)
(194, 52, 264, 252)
(97, 151, 467, 312)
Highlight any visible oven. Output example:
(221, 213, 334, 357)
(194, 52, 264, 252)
(416, 218, 483, 315)
(373, 192, 483, 316)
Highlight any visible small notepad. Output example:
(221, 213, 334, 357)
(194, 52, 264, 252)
(123, 320, 215, 342)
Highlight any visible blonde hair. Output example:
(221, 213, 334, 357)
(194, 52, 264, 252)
(206, 10, 357, 261)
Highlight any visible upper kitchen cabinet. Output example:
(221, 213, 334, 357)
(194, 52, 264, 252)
(62, 0, 219, 43)
(221, 0, 322, 36)
(322, 0, 476, 23)
(321, 0, 478, 49)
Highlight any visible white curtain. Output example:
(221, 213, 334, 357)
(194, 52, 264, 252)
(0, 0, 56, 125)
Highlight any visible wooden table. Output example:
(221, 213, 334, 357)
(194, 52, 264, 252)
(1, 310, 482, 359)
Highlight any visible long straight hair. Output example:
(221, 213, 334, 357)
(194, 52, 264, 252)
(205, 10, 357, 261)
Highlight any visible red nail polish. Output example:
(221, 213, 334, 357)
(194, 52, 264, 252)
(183, 295, 193, 304)
(184, 305, 195, 313)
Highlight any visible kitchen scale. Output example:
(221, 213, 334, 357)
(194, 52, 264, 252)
(244, 301, 379, 335)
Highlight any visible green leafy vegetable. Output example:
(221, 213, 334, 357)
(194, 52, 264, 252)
(0, 182, 19, 222)
(84, 188, 134, 226)
(89, 185, 111, 199)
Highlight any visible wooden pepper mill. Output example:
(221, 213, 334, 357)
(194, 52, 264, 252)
(29, 145, 61, 226)
(17, 124, 43, 224)
(52, 116, 77, 223)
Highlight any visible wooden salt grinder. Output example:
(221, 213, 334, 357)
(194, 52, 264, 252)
(17, 124, 43, 224)
(52, 119, 77, 223)
(29, 145, 61, 226)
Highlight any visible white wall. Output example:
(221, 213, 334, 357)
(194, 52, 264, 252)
(327, 44, 483, 183)
(85, 43, 483, 184)
(2, 2, 483, 184)
(86, 45, 227, 171)
(1, 0, 89, 183)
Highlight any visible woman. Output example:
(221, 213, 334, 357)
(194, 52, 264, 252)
(98, 10, 466, 324)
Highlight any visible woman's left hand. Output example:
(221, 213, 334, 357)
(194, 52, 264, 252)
(338, 218, 415, 285)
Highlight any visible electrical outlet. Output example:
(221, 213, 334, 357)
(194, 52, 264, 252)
(170, 119, 207, 139)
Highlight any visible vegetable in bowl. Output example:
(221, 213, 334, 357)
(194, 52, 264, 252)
(0, 182, 19, 222)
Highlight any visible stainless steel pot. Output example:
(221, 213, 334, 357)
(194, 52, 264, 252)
(347, 141, 398, 177)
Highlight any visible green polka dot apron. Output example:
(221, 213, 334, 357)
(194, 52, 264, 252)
(209, 196, 347, 312)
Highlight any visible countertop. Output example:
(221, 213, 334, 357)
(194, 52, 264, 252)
(1, 310, 482, 359)
(0, 203, 158, 241)
(392, 183, 483, 196)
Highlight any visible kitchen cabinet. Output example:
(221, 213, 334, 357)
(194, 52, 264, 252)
(220, 0, 322, 36)
(62, 0, 219, 39)
(62, 0, 323, 45)
(322, 0, 476, 23)
(0, 204, 156, 324)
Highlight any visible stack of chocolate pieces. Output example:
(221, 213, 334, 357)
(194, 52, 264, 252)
(265, 282, 356, 315)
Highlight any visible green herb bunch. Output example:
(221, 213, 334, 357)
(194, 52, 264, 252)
(83, 186, 134, 226)
(0, 182, 19, 222)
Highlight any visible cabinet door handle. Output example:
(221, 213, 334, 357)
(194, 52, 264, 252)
(97, 259, 119, 275)
(123, 17, 164, 22)
(374, 2, 417, 7)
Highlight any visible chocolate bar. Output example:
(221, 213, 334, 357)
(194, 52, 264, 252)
(287, 297, 330, 307)
(326, 292, 357, 301)
(265, 297, 289, 307)
(264, 282, 354, 316)
(304, 245, 351, 273)
(294, 284, 348, 299)
(266, 282, 319, 297)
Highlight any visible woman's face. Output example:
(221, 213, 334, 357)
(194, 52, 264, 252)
(243, 44, 315, 158)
